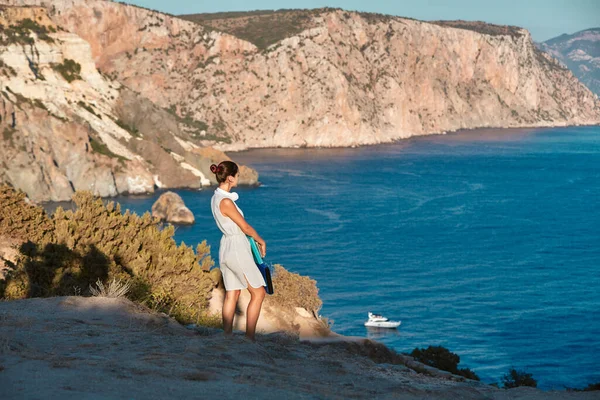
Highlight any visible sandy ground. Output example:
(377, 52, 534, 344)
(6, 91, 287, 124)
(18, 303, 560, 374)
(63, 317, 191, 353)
(0, 296, 597, 399)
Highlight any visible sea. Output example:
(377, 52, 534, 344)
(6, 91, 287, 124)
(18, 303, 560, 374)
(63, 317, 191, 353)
(69, 126, 600, 390)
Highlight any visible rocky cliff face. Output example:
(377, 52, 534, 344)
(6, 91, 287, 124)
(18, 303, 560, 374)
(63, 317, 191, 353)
(5, 1, 598, 153)
(0, 5, 257, 202)
(539, 28, 600, 97)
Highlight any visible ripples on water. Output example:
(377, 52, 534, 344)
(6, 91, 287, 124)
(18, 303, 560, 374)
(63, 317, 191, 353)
(84, 127, 600, 390)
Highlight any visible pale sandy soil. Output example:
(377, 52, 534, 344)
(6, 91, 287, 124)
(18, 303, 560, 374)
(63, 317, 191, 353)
(0, 297, 597, 399)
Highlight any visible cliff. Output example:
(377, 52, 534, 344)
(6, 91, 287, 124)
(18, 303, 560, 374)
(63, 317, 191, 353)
(539, 28, 600, 97)
(3, 1, 598, 152)
(0, 5, 257, 202)
(0, 296, 597, 399)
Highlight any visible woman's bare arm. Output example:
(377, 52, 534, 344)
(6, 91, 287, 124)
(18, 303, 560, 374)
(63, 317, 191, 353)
(220, 199, 266, 257)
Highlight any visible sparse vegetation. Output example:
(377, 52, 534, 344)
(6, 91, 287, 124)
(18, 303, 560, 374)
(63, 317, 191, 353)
(180, 9, 327, 50)
(165, 107, 231, 143)
(115, 119, 140, 137)
(52, 59, 82, 83)
(410, 346, 480, 381)
(0, 18, 55, 46)
(2, 127, 15, 143)
(88, 136, 126, 161)
(431, 20, 524, 38)
(0, 60, 17, 77)
(78, 101, 101, 119)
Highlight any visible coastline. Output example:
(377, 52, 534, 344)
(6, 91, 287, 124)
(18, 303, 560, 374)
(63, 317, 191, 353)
(32, 124, 600, 209)
(218, 122, 600, 154)
(28, 125, 600, 390)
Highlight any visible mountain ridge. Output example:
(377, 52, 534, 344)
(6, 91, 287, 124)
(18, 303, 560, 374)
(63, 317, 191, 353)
(2, 1, 600, 154)
(539, 28, 600, 96)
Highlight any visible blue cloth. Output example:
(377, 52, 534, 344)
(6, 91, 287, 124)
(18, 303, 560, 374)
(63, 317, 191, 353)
(247, 236, 274, 295)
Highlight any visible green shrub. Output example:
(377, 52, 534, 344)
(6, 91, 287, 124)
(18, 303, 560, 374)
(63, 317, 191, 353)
(267, 264, 322, 314)
(410, 345, 480, 381)
(501, 368, 537, 388)
(52, 59, 82, 83)
(0, 186, 218, 325)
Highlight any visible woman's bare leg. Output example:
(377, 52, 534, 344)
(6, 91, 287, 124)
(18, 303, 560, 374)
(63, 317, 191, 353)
(245, 278, 266, 341)
(222, 289, 240, 335)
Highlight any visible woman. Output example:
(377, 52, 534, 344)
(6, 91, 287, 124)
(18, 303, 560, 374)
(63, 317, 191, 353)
(209, 161, 267, 341)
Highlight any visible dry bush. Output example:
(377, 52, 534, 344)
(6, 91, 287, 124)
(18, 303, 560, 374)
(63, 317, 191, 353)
(0, 185, 218, 325)
(89, 277, 131, 298)
(0, 185, 55, 244)
(0, 186, 325, 329)
(266, 264, 322, 314)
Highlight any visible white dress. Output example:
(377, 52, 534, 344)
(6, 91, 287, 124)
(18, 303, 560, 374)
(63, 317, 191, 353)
(210, 187, 266, 291)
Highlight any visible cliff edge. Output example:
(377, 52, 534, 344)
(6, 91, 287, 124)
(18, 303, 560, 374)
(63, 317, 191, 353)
(4, 1, 598, 151)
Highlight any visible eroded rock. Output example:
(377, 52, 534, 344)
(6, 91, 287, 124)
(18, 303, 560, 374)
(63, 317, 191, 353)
(151, 191, 195, 225)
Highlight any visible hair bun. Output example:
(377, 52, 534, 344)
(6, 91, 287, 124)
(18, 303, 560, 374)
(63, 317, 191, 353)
(210, 164, 218, 173)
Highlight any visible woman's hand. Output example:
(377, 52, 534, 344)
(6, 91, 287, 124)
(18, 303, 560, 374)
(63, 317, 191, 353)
(257, 239, 266, 258)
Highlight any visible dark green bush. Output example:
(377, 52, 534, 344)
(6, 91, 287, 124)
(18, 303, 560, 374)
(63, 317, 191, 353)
(52, 59, 82, 83)
(501, 368, 537, 388)
(410, 345, 480, 381)
(567, 382, 600, 392)
(581, 382, 600, 391)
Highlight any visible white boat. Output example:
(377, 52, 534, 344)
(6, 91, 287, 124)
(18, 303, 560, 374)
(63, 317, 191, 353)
(364, 312, 401, 328)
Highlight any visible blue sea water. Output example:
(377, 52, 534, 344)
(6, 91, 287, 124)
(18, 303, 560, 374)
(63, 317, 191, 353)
(110, 127, 600, 390)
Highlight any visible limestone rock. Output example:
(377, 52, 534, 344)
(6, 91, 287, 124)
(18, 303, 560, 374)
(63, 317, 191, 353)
(0, 236, 21, 281)
(15, 0, 599, 152)
(151, 191, 195, 225)
(0, 5, 258, 202)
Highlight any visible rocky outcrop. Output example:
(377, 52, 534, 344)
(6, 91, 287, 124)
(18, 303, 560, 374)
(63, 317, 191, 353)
(8, 1, 600, 152)
(0, 235, 20, 280)
(208, 285, 330, 338)
(0, 296, 595, 399)
(539, 28, 600, 97)
(0, 5, 258, 202)
(151, 191, 194, 225)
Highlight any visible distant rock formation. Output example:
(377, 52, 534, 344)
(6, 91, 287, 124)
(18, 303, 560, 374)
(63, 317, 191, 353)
(151, 191, 195, 225)
(0, 5, 258, 202)
(8, 1, 599, 153)
(539, 28, 600, 97)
